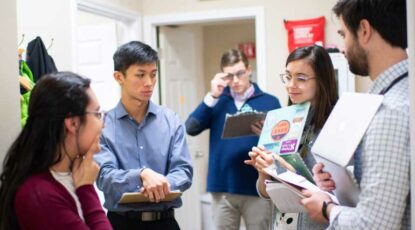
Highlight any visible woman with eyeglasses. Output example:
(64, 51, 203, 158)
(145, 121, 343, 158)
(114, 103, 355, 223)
(0, 72, 112, 230)
(245, 45, 338, 230)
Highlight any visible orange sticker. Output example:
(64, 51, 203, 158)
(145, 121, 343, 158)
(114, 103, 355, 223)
(271, 120, 290, 141)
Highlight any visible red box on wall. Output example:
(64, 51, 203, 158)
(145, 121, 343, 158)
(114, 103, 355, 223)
(284, 16, 326, 52)
(238, 42, 256, 59)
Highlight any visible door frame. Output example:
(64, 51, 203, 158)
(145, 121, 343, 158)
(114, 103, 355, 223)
(143, 7, 267, 105)
(72, 0, 141, 72)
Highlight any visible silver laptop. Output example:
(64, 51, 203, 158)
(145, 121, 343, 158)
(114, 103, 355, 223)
(311, 92, 383, 206)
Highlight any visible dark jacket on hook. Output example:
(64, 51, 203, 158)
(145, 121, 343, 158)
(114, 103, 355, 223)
(26, 36, 58, 82)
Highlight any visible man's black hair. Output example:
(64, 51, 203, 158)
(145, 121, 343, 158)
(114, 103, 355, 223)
(113, 41, 159, 74)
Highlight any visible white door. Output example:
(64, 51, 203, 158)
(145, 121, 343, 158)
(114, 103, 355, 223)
(159, 26, 209, 230)
(76, 22, 120, 210)
(76, 22, 120, 112)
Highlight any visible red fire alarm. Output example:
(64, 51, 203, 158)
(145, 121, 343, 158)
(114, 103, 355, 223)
(238, 42, 256, 59)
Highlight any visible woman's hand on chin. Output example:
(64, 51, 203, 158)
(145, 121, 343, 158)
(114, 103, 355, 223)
(72, 136, 101, 188)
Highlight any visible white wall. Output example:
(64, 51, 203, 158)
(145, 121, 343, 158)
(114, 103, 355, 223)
(16, 0, 75, 71)
(0, 1, 21, 171)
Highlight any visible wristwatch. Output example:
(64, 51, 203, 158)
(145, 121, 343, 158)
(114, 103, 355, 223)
(322, 201, 336, 221)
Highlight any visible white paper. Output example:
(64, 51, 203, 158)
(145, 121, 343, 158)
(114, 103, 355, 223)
(264, 166, 339, 204)
(266, 181, 306, 213)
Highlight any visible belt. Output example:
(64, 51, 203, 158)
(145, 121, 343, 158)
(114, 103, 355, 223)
(112, 209, 175, 222)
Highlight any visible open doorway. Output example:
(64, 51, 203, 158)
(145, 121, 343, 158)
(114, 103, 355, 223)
(157, 18, 256, 230)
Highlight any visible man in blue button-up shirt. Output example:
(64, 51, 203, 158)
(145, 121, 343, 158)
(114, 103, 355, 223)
(94, 41, 193, 230)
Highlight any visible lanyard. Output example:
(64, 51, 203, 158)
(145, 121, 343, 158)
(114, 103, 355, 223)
(379, 72, 408, 95)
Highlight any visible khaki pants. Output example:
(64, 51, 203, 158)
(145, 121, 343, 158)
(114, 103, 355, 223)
(211, 193, 272, 230)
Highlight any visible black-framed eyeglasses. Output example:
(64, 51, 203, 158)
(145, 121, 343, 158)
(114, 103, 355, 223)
(222, 70, 247, 81)
(279, 73, 315, 87)
(85, 110, 107, 122)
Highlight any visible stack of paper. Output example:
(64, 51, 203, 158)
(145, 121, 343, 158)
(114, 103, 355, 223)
(264, 165, 338, 212)
(265, 180, 306, 213)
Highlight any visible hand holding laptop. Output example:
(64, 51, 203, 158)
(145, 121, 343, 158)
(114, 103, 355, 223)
(312, 163, 336, 192)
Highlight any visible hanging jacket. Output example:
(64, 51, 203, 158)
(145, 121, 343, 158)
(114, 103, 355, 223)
(20, 61, 35, 127)
(26, 36, 58, 82)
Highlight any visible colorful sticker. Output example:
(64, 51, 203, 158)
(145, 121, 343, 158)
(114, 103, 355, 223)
(271, 120, 290, 141)
(280, 139, 298, 154)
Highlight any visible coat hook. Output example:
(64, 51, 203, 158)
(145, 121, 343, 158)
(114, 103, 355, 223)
(18, 34, 25, 47)
(47, 38, 54, 50)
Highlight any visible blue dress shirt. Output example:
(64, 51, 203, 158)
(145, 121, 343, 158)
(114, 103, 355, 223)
(94, 101, 193, 212)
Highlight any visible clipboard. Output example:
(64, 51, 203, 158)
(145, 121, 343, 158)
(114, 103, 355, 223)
(118, 191, 182, 204)
(221, 111, 266, 138)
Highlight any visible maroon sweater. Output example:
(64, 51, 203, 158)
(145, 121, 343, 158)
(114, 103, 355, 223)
(14, 171, 112, 230)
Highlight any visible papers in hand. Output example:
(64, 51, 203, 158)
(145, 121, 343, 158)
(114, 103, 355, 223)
(263, 165, 338, 212)
(118, 191, 182, 204)
(222, 111, 266, 138)
(265, 180, 306, 213)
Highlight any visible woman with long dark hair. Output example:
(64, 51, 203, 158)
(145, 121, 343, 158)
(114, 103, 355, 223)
(0, 72, 112, 230)
(245, 45, 338, 229)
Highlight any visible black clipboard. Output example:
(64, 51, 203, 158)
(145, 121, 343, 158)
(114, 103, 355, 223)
(221, 112, 266, 138)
